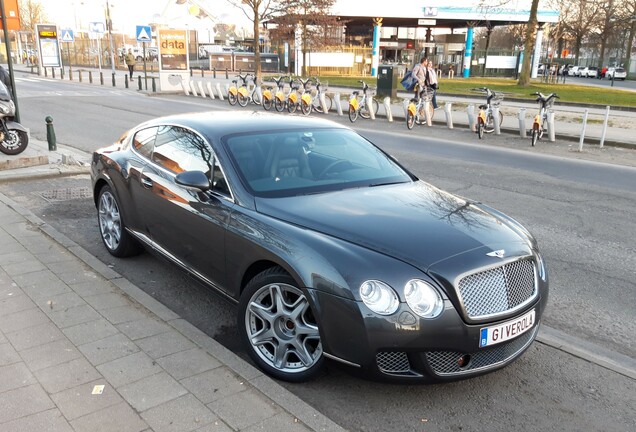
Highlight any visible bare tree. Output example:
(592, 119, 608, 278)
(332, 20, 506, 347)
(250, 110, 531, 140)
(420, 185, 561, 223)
(18, 0, 46, 31)
(625, 1, 636, 74)
(225, 0, 276, 82)
(518, 0, 539, 86)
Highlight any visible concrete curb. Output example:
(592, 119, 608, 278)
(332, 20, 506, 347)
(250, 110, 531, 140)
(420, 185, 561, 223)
(0, 190, 346, 432)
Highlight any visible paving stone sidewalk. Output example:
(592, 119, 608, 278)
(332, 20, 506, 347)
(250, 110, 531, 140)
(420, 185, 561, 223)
(0, 192, 344, 432)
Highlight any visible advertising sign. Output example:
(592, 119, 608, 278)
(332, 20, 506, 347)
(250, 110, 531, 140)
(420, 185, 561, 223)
(36, 24, 61, 67)
(158, 29, 188, 71)
(0, 0, 21, 31)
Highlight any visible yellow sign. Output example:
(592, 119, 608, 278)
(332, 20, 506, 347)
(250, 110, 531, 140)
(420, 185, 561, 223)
(159, 29, 188, 70)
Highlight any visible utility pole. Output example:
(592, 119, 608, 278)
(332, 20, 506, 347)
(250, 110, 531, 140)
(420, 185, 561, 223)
(106, 0, 116, 76)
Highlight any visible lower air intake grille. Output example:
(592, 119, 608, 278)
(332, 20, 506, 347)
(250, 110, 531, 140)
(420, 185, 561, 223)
(376, 351, 411, 374)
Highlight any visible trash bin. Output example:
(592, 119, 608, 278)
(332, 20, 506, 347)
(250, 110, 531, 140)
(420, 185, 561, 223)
(377, 65, 398, 99)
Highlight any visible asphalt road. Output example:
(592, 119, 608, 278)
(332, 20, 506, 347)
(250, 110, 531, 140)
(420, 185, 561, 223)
(3, 74, 635, 431)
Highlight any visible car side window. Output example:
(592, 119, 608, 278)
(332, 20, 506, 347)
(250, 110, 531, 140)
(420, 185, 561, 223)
(211, 157, 230, 197)
(151, 126, 212, 175)
(132, 127, 157, 159)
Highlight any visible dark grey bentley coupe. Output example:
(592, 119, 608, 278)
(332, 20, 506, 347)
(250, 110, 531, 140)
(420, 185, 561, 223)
(91, 111, 548, 382)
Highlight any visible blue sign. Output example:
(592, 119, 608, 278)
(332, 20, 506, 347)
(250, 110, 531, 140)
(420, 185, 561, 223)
(60, 29, 74, 42)
(136, 25, 152, 43)
(89, 22, 105, 34)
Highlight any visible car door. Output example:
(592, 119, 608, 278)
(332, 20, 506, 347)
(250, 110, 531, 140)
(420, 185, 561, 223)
(139, 125, 235, 291)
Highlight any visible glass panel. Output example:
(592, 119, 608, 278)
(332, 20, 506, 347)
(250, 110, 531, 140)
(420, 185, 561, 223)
(132, 127, 157, 159)
(152, 126, 213, 175)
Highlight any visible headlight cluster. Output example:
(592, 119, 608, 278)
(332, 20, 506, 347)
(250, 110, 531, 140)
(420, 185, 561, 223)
(359, 279, 443, 319)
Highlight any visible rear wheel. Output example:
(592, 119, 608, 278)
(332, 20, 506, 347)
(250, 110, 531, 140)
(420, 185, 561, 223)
(238, 93, 249, 107)
(406, 110, 415, 130)
(287, 99, 297, 113)
(484, 111, 504, 133)
(531, 128, 539, 146)
(301, 100, 312, 116)
(263, 97, 272, 110)
(274, 98, 285, 112)
(238, 267, 324, 382)
(477, 122, 484, 139)
(227, 92, 237, 106)
(0, 130, 29, 155)
(97, 186, 143, 258)
(313, 94, 333, 113)
(360, 98, 379, 119)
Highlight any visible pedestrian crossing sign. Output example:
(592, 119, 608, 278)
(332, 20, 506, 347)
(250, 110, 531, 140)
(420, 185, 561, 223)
(61, 29, 74, 42)
(136, 26, 152, 43)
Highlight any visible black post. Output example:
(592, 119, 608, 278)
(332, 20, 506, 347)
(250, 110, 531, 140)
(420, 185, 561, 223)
(60, 68, 64, 79)
(190, 68, 193, 77)
(611, 73, 615, 87)
(79, 70, 82, 82)
(44, 67, 48, 78)
(125, 74, 128, 88)
(137, 75, 142, 90)
(143, 42, 148, 90)
(213, 68, 216, 78)
(151, 77, 156, 92)
(201, 69, 204, 78)
(225, 68, 228, 79)
(112, 72, 116, 87)
(52, 68, 56, 79)
(100, 72, 104, 85)
(45, 116, 56, 151)
(89, 71, 93, 83)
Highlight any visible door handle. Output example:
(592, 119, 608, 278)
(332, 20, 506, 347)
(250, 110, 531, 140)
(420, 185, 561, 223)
(141, 177, 153, 188)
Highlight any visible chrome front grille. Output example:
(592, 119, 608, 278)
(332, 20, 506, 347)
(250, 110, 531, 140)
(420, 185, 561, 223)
(376, 351, 411, 374)
(458, 259, 537, 320)
(425, 325, 538, 376)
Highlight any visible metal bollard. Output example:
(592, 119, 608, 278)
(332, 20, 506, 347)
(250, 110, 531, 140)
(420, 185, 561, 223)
(112, 73, 116, 87)
(518, 108, 526, 138)
(190, 68, 193, 77)
(547, 112, 556, 142)
(206, 82, 215, 99)
(599, 106, 610, 148)
(69, 68, 73, 81)
(78, 71, 82, 82)
(443, 102, 453, 129)
(100, 72, 104, 85)
(383, 97, 392, 122)
(45, 116, 57, 151)
(578, 109, 589, 152)
(213, 68, 216, 78)
(152, 77, 156, 92)
(138, 76, 142, 90)
(60, 68, 64, 79)
(125, 75, 129, 88)
(44, 67, 48, 78)
(201, 69, 204, 78)
(225, 68, 228, 79)
(467, 104, 476, 132)
(52, 68, 55, 79)
(89, 71, 93, 84)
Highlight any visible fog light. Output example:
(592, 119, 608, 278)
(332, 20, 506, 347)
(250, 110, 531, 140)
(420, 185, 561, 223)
(457, 354, 471, 369)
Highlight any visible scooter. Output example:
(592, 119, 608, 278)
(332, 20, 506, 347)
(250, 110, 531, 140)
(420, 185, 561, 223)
(0, 81, 28, 155)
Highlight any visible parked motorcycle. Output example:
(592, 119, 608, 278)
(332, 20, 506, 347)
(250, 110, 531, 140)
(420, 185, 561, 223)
(0, 81, 28, 155)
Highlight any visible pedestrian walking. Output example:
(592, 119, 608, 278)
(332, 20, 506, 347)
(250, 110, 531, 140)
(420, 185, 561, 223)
(124, 49, 136, 78)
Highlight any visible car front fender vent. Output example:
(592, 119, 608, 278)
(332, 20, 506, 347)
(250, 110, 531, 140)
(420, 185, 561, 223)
(425, 325, 539, 376)
(458, 258, 537, 321)
(376, 351, 411, 374)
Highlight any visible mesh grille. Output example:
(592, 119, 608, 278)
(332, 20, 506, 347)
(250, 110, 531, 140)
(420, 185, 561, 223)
(376, 352, 411, 374)
(458, 259, 536, 319)
(425, 325, 538, 376)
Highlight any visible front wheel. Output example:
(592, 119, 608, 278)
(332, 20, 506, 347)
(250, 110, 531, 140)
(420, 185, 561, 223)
(0, 129, 29, 155)
(313, 94, 333, 113)
(531, 128, 539, 147)
(406, 110, 415, 130)
(348, 105, 358, 122)
(274, 98, 285, 112)
(263, 97, 273, 111)
(227, 92, 238, 106)
(359, 98, 379, 119)
(287, 100, 297, 113)
(238, 267, 324, 382)
(301, 100, 312, 116)
(477, 122, 484, 139)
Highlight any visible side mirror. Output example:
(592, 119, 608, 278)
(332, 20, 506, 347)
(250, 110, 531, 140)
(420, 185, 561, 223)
(175, 170, 210, 192)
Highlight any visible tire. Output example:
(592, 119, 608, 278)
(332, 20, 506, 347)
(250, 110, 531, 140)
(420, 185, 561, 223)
(238, 93, 249, 107)
(531, 128, 539, 147)
(228, 92, 238, 106)
(97, 185, 143, 258)
(287, 100, 297, 113)
(406, 111, 415, 130)
(359, 98, 379, 119)
(484, 111, 504, 133)
(274, 98, 285, 112)
(301, 100, 312, 116)
(348, 105, 358, 122)
(0, 129, 29, 155)
(238, 267, 324, 382)
(478, 122, 484, 139)
(263, 97, 273, 111)
(313, 94, 333, 113)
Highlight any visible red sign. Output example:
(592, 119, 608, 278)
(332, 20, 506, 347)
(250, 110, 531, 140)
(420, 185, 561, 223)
(0, 0, 21, 31)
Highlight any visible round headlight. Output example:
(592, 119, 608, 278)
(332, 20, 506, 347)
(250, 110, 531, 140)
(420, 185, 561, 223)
(404, 280, 443, 319)
(359, 280, 399, 315)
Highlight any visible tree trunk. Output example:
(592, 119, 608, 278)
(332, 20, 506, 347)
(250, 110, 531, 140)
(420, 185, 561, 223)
(253, 14, 261, 83)
(626, 19, 636, 78)
(518, 0, 540, 86)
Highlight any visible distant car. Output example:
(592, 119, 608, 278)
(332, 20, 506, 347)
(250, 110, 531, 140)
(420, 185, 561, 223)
(568, 66, 581, 76)
(582, 67, 598, 78)
(90, 112, 549, 383)
(606, 67, 626, 80)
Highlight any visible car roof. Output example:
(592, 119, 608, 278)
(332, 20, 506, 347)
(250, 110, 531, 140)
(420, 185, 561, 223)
(138, 111, 349, 139)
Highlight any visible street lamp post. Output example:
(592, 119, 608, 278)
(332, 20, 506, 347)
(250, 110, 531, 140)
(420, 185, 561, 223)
(106, 0, 116, 76)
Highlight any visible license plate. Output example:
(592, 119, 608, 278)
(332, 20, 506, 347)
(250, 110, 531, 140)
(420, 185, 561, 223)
(479, 309, 535, 348)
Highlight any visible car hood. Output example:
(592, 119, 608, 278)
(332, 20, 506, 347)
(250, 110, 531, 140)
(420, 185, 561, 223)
(255, 181, 528, 271)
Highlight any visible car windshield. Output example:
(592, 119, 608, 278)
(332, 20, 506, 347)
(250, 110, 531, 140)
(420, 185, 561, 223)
(224, 128, 413, 198)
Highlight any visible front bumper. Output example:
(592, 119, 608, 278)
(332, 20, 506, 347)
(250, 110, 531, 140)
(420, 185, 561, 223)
(308, 289, 548, 383)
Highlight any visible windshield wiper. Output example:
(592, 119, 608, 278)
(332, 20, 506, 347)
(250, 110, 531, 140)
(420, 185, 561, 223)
(368, 181, 407, 187)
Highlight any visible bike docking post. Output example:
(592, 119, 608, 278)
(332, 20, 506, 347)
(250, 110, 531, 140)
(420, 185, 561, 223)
(369, 97, 376, 120)
(600, 106, 610, 148)
(223, 83, 230, 99)
(189, 80, 197, 96)
(402, 99, 409, 119)
(424, 104, 432, 127)
(578, 109, 589, 152)
(45, 116, 56, 151)
(255, 85, 263, 104)
(216, 83, 224, 100)
(547, 111, 556, 142)
(320, 92, 328, 114)
(518, 108, 527, 138)
(206, 82, 215, 99)
(181, 79, 190, 96)
(443, 102, 453, 129)
(493, 106, 501, 135)
(467, 104, 476, 132)
(197, 81, 206, 97)
(383, 97, 392, 122)
(335, 93, 343, 115)
(89, 71, 93, 83)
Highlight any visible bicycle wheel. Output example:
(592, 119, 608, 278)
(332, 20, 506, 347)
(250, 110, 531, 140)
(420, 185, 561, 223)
(484, 111, 504, 133)
(287, 100, 297, 113)
(314, 94, 333, 113)
(406, 111, 415, 130)
(531, 128, 539, 146)
(238, 93, 249, 107)
(348, 106, 358, 122)
(228, 92, 238, 106)
(360, 98, 379, 119)
(301, 100, 312, 116)
(274, 98, 285, 112)
(478, 122, 484, 139)
(262, 97, 273, 111)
